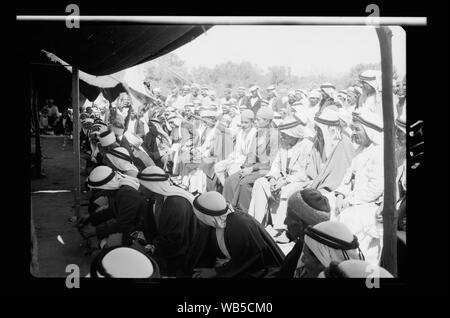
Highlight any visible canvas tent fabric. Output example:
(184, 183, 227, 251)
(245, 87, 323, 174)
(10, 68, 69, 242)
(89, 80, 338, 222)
(20, 23, 209, 104)
(41, 49, 127, 102)
(20, 23, 210, 76)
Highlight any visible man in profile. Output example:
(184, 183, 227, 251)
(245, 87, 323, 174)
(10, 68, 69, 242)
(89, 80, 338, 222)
(266, 85, 284, 113)
(358, 70, 382, 117)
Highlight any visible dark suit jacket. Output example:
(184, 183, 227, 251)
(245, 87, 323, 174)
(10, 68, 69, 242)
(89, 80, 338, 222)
(142, 122, 164, 169)
(245, 97, 262, 115)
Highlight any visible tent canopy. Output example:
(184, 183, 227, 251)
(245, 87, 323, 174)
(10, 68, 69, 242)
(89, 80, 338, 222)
(19, 22, 210, 106)
(19, 23, 210, 76)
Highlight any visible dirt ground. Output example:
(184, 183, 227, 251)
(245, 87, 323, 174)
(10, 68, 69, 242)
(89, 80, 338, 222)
(31, 135, 93, 277)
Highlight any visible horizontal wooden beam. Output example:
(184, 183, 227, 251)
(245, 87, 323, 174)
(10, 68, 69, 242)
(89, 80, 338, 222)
(17, 16, 427, 25)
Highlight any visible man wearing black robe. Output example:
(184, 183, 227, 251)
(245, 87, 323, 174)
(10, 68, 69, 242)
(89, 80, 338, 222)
(80, 185, 155, 247)
(137, 166, 201, 277)
(150, 195, 199, 277)
(186, 211, 285, 278)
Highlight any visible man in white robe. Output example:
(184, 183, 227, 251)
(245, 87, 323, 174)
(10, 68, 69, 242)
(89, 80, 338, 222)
(333, 108, 384, 265)
(180, 107, 220, 193)
(247, 115, 314, 234)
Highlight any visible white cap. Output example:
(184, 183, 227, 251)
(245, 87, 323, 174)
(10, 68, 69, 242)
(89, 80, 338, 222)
(338, 260, 393, 278)
(101, 247, 155, 278)
(194, 191, 228, 216)
(88, 166, 114, 184)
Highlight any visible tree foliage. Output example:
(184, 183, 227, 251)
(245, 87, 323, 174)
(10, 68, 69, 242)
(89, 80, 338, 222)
(145, 53, 384, 97)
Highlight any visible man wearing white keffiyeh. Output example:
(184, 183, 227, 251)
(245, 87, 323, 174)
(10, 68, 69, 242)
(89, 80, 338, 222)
(104, 147, 140, 178)
(77, 166, 150, 248)
(247, 115, 314, 234)
(333, 108, 384, 265)
(137, 166, 199, 277)
(123, 130, 155, 171)
(186, 191, 285, 278)
(294, 221, 365, 278)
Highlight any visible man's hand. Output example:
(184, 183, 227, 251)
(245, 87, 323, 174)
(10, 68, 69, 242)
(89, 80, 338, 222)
(302, 180, 312, 189)
(192, 268, 217, 278)
(335, 195, 349, 214)
(94, 196, 109, 207)
(240, 167, 253, 177)
(269, 177, 278, 192)
(335, 195, 343, 215)
(274, 177, 288, 191)
(130, 241, 147, 254)
(77, 213, 90, 226)
(79, 224, 96, 238)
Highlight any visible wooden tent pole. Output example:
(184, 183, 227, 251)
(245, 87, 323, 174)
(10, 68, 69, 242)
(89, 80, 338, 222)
(31, 73, 43, 178)
(376, 26, 398, 277)
(30, 202, 39, 276)
(72, 68, 81, 217)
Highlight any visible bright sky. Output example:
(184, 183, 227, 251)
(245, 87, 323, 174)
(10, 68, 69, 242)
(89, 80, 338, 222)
(172, 25, 406, 77)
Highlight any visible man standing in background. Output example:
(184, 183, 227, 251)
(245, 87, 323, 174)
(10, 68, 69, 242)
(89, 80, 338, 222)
(237, 86, 248, 109)
(266, 85, 284, 113)
(165, 87, 184, 111)
(45, 98, 61, 132)
(358, 70, 382, 117)
(246, 86, 263, 115)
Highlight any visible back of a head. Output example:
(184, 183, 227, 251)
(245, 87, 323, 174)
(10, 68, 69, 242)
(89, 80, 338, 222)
(287, 189, 330, 225)
(311, 221, 354, 245)
(323, 260, 393, 278)
(90, 246, 160, 278)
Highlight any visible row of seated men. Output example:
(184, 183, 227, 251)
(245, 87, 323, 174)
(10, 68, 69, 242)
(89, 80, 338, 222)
(81, 166, 395, 279)
(76, 99, 406, 278)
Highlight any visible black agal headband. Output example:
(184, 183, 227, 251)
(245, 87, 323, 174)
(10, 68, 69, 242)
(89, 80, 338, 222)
(193, 195, 228, 217)
(304, 225, 359, 251)
(137, 171, 170, 182)
(107, 149, 133, 164)
(314, 115, 341, 127)
(87, 170, 115, 188)
(352, 112, 383, 133)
